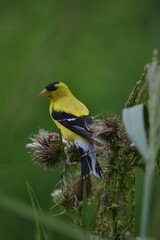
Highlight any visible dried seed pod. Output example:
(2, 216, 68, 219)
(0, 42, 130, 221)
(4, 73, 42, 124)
(90, 116, 120, 144)
(26, 129, 62, 169)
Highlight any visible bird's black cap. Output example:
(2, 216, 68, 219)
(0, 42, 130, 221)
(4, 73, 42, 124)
(45, 82, 59, 92)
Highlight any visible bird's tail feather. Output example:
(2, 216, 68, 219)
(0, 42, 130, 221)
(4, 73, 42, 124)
(78, 145, 103, 179)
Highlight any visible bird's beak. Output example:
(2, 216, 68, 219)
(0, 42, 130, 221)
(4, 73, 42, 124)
(39, 88, 50, 97)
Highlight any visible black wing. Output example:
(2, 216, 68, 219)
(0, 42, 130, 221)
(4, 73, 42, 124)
(52, 109, 94, 143)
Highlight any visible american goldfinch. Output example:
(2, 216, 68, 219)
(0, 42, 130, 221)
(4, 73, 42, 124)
(40, 82, 102, 178)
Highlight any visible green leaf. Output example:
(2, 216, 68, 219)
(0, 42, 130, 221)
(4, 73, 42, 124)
(26, 181, 52, 240)
(123, 104, 148, 160)
(0, 192, 89, 240)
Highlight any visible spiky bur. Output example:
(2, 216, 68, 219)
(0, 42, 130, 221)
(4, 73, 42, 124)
(90, 116, 119, 142)
(26, 129, 63, 169)
(90, 116, 122, 155)
(51, 174, 94, 227)
(26, 130, 82, 170)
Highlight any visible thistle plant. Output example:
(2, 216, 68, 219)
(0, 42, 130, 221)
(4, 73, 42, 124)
(26, 130, 64, 169)
(27, 117, 140, 239)
(27, 52, 160, 240)
(123, 51, 160, 240)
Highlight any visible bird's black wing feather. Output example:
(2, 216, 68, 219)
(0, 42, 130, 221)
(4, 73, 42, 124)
(52, 109, 94, 143)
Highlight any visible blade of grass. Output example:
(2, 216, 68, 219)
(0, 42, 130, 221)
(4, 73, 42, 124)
(140, 161, 155, 238)
(0, 192, 89, 240)
(26, 181, 52, 240)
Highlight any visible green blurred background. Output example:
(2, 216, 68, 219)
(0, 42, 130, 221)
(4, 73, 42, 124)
(0, 0, 160, 239)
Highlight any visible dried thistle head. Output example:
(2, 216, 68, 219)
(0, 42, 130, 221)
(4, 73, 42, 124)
(90, 115, 120, 144)
(26, 129, 62, 169)
(50, 175, 83, 214)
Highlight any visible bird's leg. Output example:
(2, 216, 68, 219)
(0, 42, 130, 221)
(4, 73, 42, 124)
(81, 149, 96, 157)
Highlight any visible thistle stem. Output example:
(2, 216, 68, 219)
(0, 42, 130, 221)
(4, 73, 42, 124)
(140, 160, 155, 238)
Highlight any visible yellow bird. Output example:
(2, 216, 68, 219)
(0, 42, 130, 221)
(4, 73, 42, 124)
(40, 82, 102, 178)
